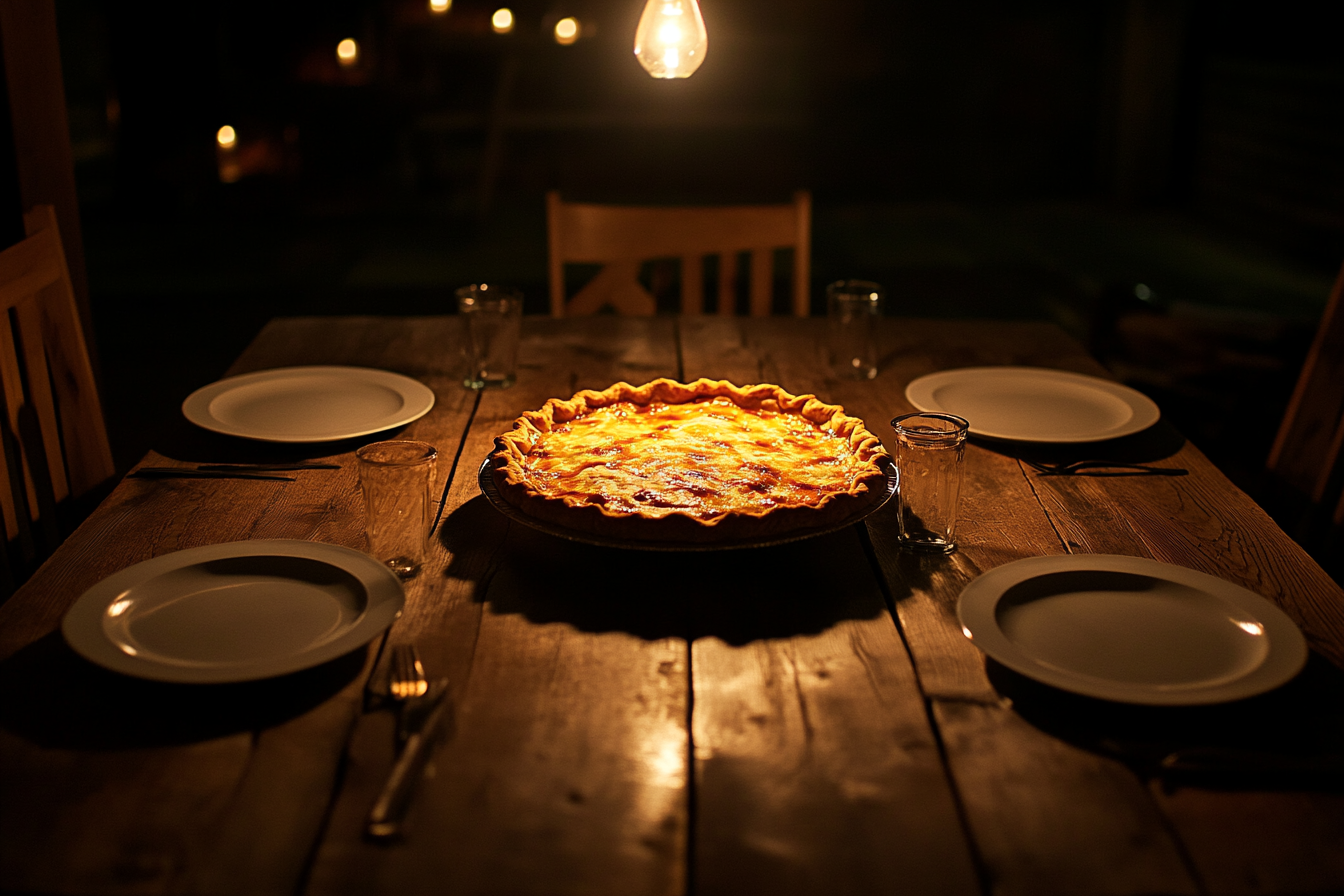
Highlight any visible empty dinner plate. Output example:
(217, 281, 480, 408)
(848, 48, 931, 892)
(957, 555, 1307, 705)
(905, 367, 1160, 443)
(182, 366, 435, 442)
(63, 540, 404, 683)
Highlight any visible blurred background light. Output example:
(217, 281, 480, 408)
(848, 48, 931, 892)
(554, 17, 580, 45)
(215, 125, 237, 149)
(429, 0, 452, 13)
(492, 8, 514, 33)
(336, 38, 359, 67)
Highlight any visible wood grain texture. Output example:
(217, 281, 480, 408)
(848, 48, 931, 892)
(810, 319, 1202, 895)
(935, 700, 1198, 896)
(681, 317, 980, 896)
(3, 315, 1344, 896)
(0, 315, 476, 895)
(305, 316, 691, 896)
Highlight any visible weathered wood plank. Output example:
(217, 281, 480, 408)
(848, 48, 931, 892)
(304, 316, 690, 896)
(1023, 438, 1344, 896)
(680, 317, 980, 896)
(0, 316, 476, 896)
(843, 318, 1202, 895)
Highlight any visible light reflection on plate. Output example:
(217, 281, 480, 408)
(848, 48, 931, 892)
(63, 540, 404, 683)
(957, 554, 1307, 705)
(906, 367, 1160, 443)
(182, 366, 435, 443)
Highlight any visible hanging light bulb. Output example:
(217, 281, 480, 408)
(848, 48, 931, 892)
(633, 0, 707, 79)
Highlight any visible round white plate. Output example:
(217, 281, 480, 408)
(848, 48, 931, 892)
(905, 367, 1160, 443)
(63, 540, 405, 683)
(957, 554, 1307, 705)
(183, 366, 435, 443)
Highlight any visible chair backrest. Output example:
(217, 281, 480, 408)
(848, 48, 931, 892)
(1267, 260, 1344, 525)
(0, 205, 115, 586)
(547, 190, 812, 317)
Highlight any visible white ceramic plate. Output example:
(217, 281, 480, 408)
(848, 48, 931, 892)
(957, 554, 1307, 705)
(182, 366, 435, 443)
(63, 540, 405, 683)
(905, 367, 1160, 443)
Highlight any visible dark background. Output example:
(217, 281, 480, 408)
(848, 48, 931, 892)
(45, 1, 1344, 541)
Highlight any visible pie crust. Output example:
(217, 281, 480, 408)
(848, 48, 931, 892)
(489, 379, 890, 543)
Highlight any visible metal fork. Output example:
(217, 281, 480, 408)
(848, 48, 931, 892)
(388, 644, 428, 702)
(1022, 458, 1188, 477)
(386, 644, 429, 743)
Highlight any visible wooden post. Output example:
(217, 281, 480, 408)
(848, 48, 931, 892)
(0, 0, 97, 373)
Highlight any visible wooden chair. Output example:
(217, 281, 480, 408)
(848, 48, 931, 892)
(1266, 260, 1344, 527)
(0, 205, 115, 592)
(547, 190, 812, 317)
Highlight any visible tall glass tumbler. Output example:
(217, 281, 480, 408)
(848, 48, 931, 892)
(356, 440, 437, 578)
(827, 280, 883, 379)
(458, 283, 522, 389)
(890, 412, 969, 553)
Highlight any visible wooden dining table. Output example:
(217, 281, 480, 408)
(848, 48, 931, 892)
(2, 314, 1343, 896)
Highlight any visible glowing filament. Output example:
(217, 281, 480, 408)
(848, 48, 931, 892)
(633, 0, 707, 79)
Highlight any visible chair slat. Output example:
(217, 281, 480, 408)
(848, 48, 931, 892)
(549, 191, 811, 317)
(17, 295, 70, 503)
(0, 312, 33, 552)
(24, 206, 115, 497)
(749, 249, 772, 317)
(1267, 262, 1344, 501)
(718, 252, 738, 316)
(0, 228, 62, 314)
(0, 205, 114, 590)
(682, 255, 703, 314)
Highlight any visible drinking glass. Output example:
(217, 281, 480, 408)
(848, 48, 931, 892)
(356, 440, 437, 578)
(827, 280, 883, 379)
(458, 283, 522, 389)
(890, 412, 969, 553)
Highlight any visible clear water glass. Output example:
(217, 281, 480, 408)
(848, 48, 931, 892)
(356, 440, 437, 578)
(827, 279, 883, 379)
(890, 412, 969, 553)
(458, 283, 522, 389)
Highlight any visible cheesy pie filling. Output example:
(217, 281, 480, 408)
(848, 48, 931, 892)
(516, 397, 871, 519)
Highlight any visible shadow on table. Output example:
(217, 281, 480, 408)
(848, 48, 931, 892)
(992, 650, 1344, 790)
(143, 414, 424, 468)
(441, 495, 889, 644)
(0, 631, 367, 750)
(972, 418, 1188, 467)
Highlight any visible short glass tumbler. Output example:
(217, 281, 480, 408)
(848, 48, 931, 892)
(356, 440, 437, 578)
(827, 279, 883, 380)
(890, 412, 969, 553)
(458, 283, 522, 389)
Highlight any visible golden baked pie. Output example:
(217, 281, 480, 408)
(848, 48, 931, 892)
(490, 379, 890, 542)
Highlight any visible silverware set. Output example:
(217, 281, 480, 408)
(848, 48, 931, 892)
(1022, 458, 1188, 477)
(366, 643, 451, 842)
(130, 462, 340, 481)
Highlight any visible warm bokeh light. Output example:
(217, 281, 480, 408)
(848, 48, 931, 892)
(429, 0, 451, 12)
(216, 125, 237, 149)
(554, 16, 580, 45)
(336, 38, 359, 66)
(491, 8, 514, 33)
(633, 0, 707, 79)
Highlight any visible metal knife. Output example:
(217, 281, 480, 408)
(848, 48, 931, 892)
(129, 467, 296, 481)
(366, 678, 452, 841)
